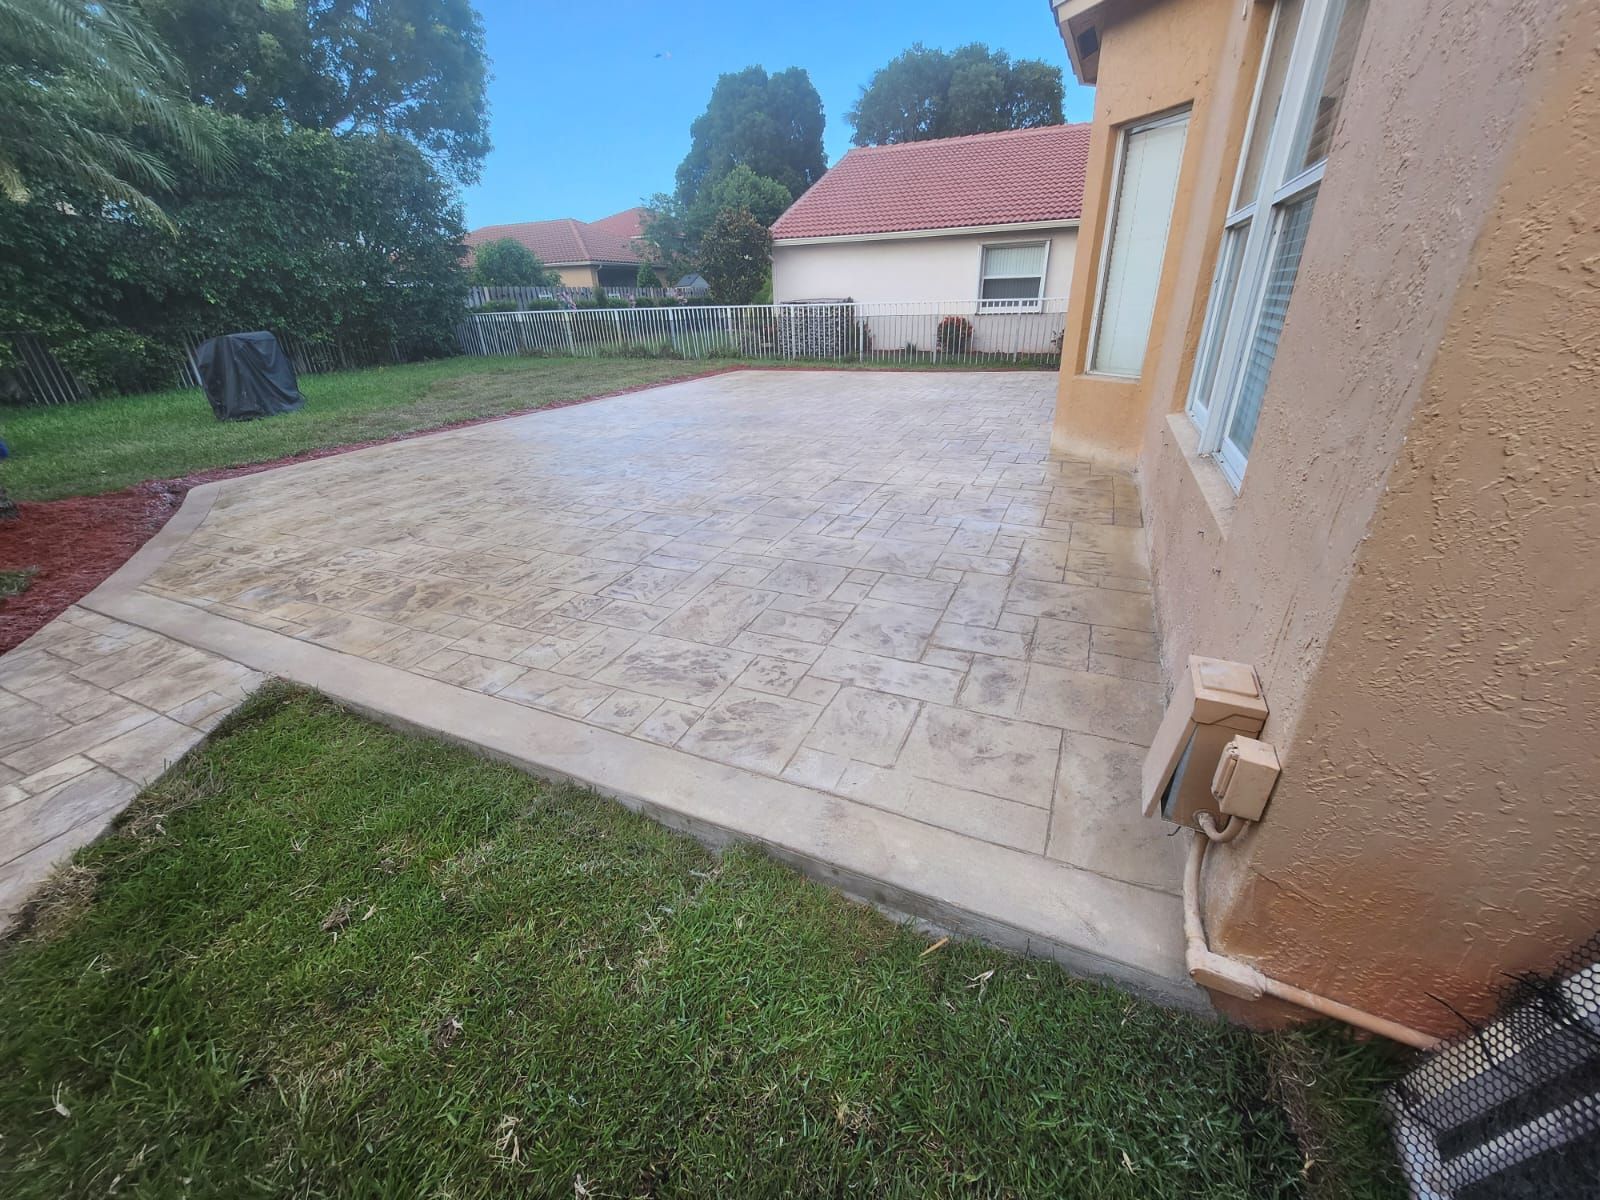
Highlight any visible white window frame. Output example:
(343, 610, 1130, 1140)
(1085, 106, 1192, 379)
(976, 240, 1051, 311)
(1185, 0, 1362, 490)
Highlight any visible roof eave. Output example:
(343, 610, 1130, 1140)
(772, 218, 1080, 247)
(1051, 0, 1123, 86)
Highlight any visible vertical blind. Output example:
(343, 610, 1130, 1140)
(980, 243, 1047, 303)
(1224, 192, 1317, 458)
(1091, 114, 1189, 376)
(982, 243, 1046, 278)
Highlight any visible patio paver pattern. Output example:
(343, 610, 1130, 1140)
(4, 371, 1188, 991)
(142, 371, 1173, 870)
(0, 608, 261, 919)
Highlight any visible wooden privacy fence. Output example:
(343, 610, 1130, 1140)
(456, 298, 1069, 367)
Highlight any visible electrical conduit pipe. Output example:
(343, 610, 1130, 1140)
(1184, 822, 1441, 1051)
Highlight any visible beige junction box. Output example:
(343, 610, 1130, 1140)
(1141, 656, 1269, 826)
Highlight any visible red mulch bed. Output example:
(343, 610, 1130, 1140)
(0, 484, 186, 653)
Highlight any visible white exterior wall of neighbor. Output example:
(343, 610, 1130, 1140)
(771, 226, 1078, 303)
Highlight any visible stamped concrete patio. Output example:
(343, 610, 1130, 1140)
(3, 370, 1192, 1002)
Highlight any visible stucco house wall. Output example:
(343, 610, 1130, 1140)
(1052, 0, 1600, 1034)
(551, 265, 599, 289)
(772, 228, 1078, 304)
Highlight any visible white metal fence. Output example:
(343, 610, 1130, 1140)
(466, 284, 692, 308)
(456, 298, 1068, 366)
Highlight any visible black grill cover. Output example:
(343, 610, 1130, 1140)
(196, 331, 305, 421)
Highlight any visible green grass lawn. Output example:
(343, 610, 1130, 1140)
(0, 688, 1406, 1198)
(0, 356, 732, 502)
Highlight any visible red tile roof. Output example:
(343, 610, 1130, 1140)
(585, 206, 648, 241)
(464, 209, 646, 266)
(770, 124, 1091, 241)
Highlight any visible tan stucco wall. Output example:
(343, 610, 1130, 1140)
(1061, 0, 1598, 1032)
(1200, 0, 1600, 1032)
(771, 228, 1078, 304)
(552, 264, 600, 289)
(1049, 0, 1247, 465)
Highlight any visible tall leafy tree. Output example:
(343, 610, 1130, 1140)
(706, 165, 793, 229)
(673, 66, 825, 208)
(848, 43, 1064, 146)
(640, 161, 793, 278)
(0, 0, 225, 229)
(135, 0, 491, 182)
(697, 208, 771, 305)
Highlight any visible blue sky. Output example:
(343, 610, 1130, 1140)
(460, 0, 1094, 229)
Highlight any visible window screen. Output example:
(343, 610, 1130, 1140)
(1090, 112, 1189, 376)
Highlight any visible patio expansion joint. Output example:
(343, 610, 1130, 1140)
(81, 581, 1200, 1010)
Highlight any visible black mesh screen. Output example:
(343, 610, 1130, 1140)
(1387, 930, 1600, 1198)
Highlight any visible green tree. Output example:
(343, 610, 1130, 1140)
(674, 66, 825, 208)
(698, 208, 771, 305)
(134, 0, 491, 182)
(635, 259, 659, 290)
(707, 165, 792, 229)
(640, 165, 791, 281)
(0, 119, 469, 394)
(0, 0, 225, 230)
(471, 238, 557, 287)
(639, 192, 694, 283)
(848, 43, 1064, 146)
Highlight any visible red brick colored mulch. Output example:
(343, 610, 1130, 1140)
(0, 484, 185, 654)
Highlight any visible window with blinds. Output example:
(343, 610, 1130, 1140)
(979, 243, 1048, 309)
(1181, 0, 1369, 489)
(1089, 111, 1189, 377)
(1222, 194, 1316, 466)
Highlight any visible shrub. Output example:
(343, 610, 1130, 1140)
(470, 299, 522, 314)
(937, 315, 974, 356)
(635, 260, 659, 290)
(472, 239, 557, 287)
(52, 329, 169, 395)
(0, 122, 468, 397)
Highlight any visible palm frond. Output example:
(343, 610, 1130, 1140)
(0, 0, 227, 224)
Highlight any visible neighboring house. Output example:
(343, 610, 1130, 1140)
(1046, 0, 1597, 1037)
(770, 125, 1089, 306)
(464, 207, 657, 289)
(675, 273, 711, 298)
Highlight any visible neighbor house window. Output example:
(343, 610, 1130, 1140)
(978, 242, 1048, 310)
(1088, 108, 1191, 377)
(1185, 0, 1369, 488)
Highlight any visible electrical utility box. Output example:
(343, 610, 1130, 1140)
(1141, 657, 1268, 827)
